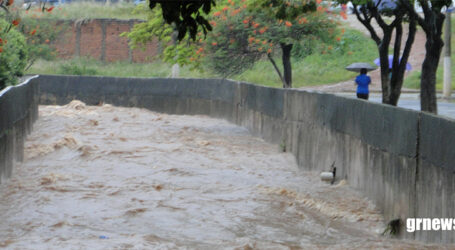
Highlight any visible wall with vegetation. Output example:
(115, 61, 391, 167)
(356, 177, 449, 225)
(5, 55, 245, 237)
(10, 74, 455, 243)
(0, 76, 39, 183)
(52, 19, 158, 63)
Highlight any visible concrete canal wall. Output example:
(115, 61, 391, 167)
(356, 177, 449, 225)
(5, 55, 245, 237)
(0, 76, 39, 183)
(1, 74, 454, 243)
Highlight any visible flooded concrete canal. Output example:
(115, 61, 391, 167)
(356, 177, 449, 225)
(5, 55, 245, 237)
(0, 101, 443, 249)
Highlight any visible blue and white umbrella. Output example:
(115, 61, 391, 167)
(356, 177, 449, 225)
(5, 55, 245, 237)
(374, 55, 412, 71)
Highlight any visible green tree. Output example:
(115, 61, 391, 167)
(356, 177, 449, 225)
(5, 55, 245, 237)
(400, 0, 451, 113)
(19, 18, 64, 71)
(124, 5, 203, 70)
(342, 0, 451, 113)
(0, 18, 28, 90)
(148, 0, 215, 40)
(336, 0, 416, 106)
(204, 0, 341, 88)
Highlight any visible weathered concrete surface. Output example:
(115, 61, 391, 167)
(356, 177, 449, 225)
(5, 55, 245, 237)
(0, 76, 39, 183)
(415, 114, 455, 243)
(14, 74, 455, 243)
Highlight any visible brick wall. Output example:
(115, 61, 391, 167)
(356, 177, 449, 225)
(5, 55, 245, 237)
(52, 19, 159, 63)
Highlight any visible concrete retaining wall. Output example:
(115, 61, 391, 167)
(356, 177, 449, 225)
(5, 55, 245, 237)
(0, 76, 39, 183)
(25, 75, 455, 243)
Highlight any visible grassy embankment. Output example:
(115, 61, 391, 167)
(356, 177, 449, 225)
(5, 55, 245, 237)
(25, 2, 378, 88)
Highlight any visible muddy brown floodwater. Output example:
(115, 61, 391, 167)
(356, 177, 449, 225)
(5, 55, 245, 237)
(0, 101, 447, 249)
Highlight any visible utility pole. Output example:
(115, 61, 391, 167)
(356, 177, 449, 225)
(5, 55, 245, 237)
(443, 6, 452, 98)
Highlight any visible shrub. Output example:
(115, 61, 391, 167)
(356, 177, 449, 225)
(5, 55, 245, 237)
(58, 60, 99, 75)
(0, 19, 28, 90)
(19, 18, 67, 70)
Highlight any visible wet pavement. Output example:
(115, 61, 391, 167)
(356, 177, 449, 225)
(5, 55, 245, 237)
(0, 102, 449, 249)
(334, 92, 455, 119)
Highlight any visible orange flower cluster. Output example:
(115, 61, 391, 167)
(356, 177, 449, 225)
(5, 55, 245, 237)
(285, 21, 292, 27)
(258, 27, 267, 34)
(196, 47, 204, 55)
(12, 19, 20, 26)
(340, 11, 347, 20)
(298, 17, 308, 24)
(213, 11, 221, 17)
(231, 9, 241, 16)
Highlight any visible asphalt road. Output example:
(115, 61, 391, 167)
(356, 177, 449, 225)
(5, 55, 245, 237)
(334, 92, 455, 119)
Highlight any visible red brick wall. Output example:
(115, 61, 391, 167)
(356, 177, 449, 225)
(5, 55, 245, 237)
(53, 20, 77, 59)
(52, 19, 159, 63)
(105, 20, 130, 62)
(80, 20, 103, 59)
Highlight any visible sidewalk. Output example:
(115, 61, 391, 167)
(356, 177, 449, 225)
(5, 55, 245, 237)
(334, 92, 455, 119)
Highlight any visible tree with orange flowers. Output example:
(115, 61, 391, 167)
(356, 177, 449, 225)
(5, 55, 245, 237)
(0, 0, 28, 90)
(204, 0, 343, 88)
(0, 0, 57, 90)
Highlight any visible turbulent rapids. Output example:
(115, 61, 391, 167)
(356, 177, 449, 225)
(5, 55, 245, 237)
(0, 101, 437, 249)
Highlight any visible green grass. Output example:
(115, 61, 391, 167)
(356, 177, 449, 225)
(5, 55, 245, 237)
(26, 58, 214, 78)
(234, 28, 378, 88)
(27, 28, 378, 88)
(19, 2, 146, 20)
(403, 64, 455, 91)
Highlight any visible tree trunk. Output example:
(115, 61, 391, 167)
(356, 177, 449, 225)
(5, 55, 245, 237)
(418, 8, 445, 114)
(421, 36, 444, 113)
(281, 43, 293, 88)
(378, 30, 392, 104)
(267, 53, 284, 84)
(389, 16, 417, 105)
(352, 3, 417, 106)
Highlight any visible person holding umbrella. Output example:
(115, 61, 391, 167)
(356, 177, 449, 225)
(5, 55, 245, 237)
(355, 68, 371, 100)
(345, 62, 376, 100)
